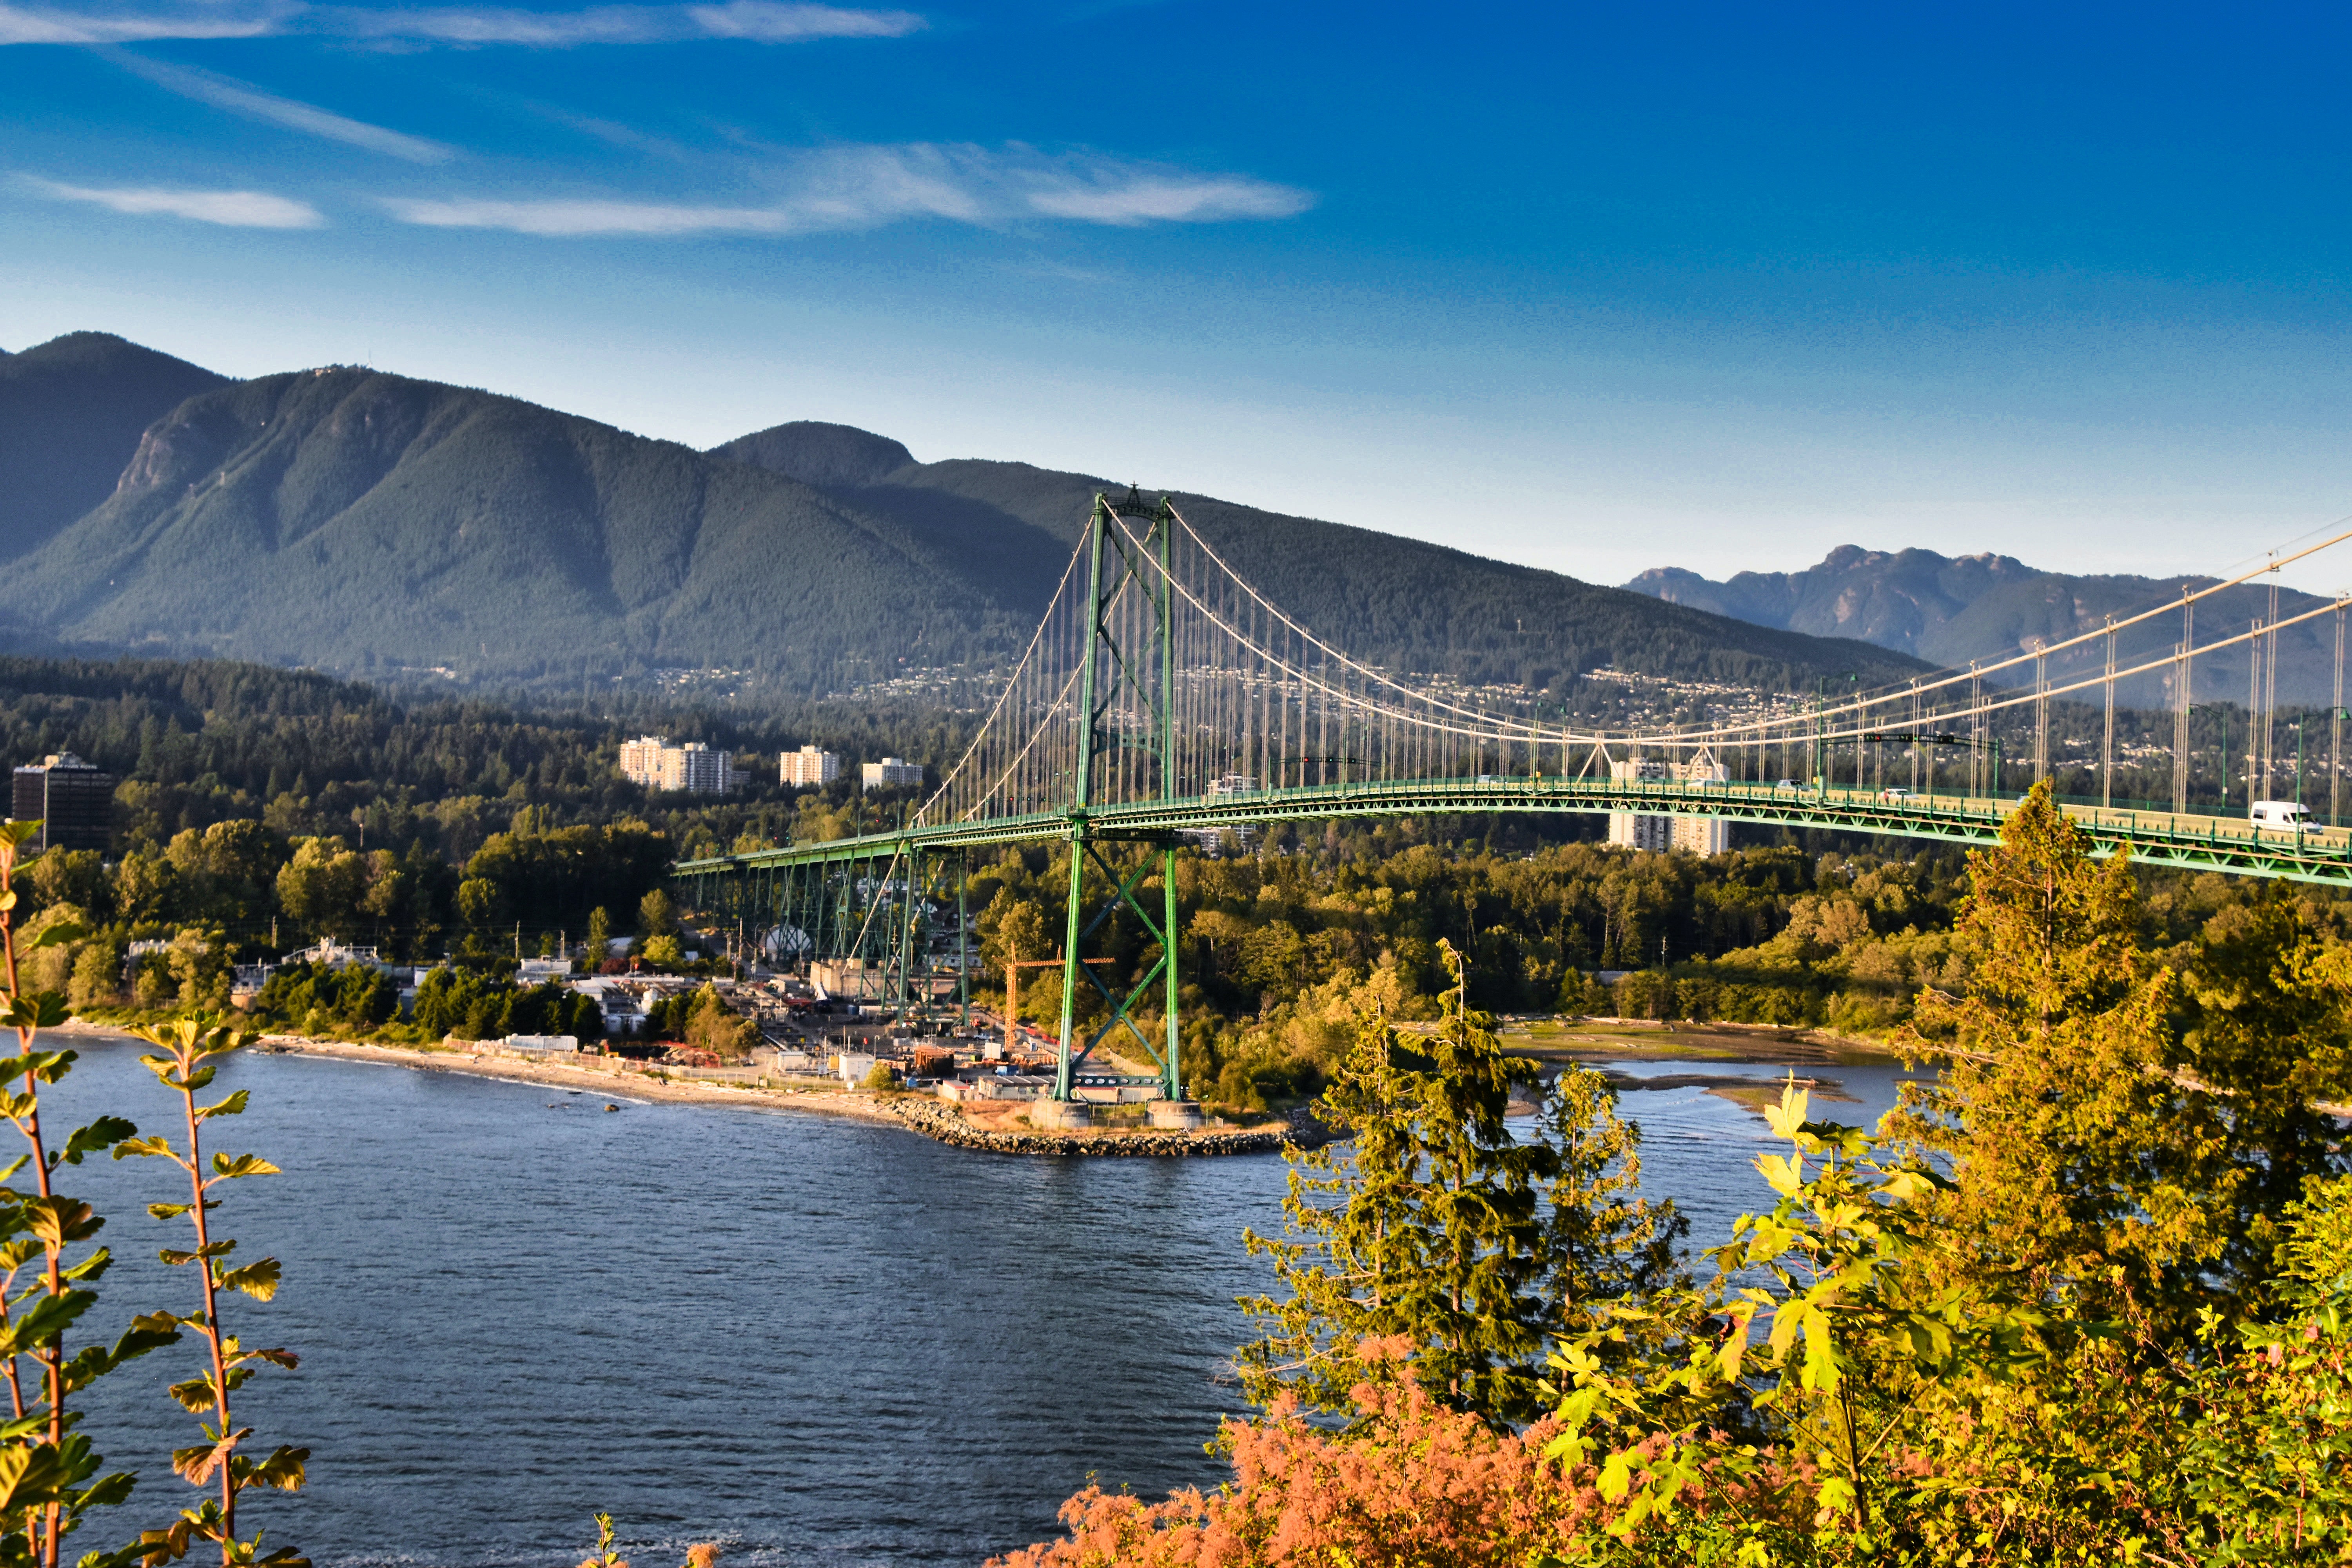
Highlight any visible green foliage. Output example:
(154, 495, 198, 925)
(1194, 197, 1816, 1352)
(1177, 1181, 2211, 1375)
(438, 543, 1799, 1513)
(410, 966, 508, 1042)
(0, 824, 177, 1568)
(468, 826, 668, 941)
(1238, 943, 1676, 1427)
(635, 890, 675, 939)
(250, 962, 397, 1036)
(860, 1060, 896, 1093)
(407, 967, 596, 1044)
(117, 1017, 307, 1568)
(1889, 781, 2312, 1332)
(679, 989, 755, 1062)
(1136, 794, 2352, 1565)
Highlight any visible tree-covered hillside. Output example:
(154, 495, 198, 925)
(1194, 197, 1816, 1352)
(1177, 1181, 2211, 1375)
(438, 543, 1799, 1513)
(719, 427, 1931, 693)
(0, 332, 1929, 700)
(0, 331, 226, 561)
(0, 365, 1031, 686)
(0, 654, 964, 959)
(1627, 542, 2332, 702)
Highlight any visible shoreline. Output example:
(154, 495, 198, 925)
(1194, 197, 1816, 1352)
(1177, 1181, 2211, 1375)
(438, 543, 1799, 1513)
(51, 1015, 1885, 1145)
(52, 1021, 1303, 1157)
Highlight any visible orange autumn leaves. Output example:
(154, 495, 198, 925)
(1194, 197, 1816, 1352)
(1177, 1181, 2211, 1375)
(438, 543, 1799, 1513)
(993, 1340, 1790, 1568)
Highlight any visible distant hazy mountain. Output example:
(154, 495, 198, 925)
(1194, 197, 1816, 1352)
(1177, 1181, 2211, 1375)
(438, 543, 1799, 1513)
(0, 332, 227, 562)
(0, 332, 1927, 695)
(1626, 544, 2336, 703)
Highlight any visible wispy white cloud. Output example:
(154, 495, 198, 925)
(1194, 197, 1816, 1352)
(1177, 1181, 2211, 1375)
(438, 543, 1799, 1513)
(111, 53, 456, 162)
(27, 176, 324, 227)
(1022, 168, 1313, 225)
(385, 196, 790, 234)
(0, 2, 282, 43)
(382, 143, 1312, 237)
(0, 0, 922, 45)
(683, 1, 915, 41)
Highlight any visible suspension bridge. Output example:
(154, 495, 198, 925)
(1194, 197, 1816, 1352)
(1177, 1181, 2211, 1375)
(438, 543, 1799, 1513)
(677, 492, 2352, 1107)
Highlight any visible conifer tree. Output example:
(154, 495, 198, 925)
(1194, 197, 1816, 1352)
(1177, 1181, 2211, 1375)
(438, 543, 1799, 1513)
(1236, 943, 1674, 1426)
(2176, 893, 2352, 1291)
(1538, 1062, 1682, 1338)
(1889, 781, 2235, 1327)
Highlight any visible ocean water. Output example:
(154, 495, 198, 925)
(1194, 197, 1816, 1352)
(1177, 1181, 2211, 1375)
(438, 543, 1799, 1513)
(31, 1038, 1912, 1568)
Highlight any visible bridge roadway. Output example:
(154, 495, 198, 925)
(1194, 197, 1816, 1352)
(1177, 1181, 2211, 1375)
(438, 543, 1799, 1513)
(675, 776, 2352, 887)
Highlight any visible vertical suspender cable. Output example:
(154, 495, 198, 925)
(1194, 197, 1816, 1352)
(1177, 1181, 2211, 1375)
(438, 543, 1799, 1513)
(2103, 619, 2116, 809)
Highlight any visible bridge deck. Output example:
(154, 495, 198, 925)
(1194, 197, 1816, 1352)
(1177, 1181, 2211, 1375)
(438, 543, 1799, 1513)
(676, 777, 2352, 886)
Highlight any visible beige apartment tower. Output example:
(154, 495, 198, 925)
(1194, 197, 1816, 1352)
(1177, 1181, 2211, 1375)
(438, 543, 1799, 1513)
(619, 736, 737, 795)
(781, 745, 842, 786)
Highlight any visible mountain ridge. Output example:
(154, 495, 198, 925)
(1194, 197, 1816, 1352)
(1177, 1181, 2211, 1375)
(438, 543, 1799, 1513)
(0, 331, 229, 564)
(0, 331, 1929, 699)
(1624, 544, 2336, 703)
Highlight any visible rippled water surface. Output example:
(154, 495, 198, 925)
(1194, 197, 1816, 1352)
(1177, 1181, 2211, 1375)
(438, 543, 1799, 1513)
(39, 1038, 1911, 1568)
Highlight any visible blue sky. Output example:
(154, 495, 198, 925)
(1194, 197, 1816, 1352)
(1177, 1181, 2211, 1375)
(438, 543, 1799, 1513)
(6, 1, 2352, 592)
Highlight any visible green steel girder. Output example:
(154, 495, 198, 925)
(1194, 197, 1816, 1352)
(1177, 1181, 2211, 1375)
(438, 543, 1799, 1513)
(680, 779, 2352, 890)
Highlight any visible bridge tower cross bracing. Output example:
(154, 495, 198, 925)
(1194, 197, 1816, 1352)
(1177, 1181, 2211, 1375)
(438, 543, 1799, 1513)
(1050, 492, 1185, 1105)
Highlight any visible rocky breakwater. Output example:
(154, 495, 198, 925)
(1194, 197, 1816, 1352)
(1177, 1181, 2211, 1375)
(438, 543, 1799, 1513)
(881, 1096, 1327, 1157)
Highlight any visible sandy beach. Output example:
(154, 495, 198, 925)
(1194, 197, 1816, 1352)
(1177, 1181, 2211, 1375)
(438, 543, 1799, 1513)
(56, 1021, 922, 1130)
(50, 1021, 1303, 1155)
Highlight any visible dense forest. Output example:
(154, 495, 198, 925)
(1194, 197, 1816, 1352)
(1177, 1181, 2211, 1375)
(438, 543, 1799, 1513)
(0, 655, 968, 997)
(1, 335, 1933, 698)
(4, 652, 2336, 1103)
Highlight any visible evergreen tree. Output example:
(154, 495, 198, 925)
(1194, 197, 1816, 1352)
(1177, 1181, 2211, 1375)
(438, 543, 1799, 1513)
(1237, 942, 1669, 1426)
(1889, 781, 2237, 1328)
(1538, 1062, 1683, 1337)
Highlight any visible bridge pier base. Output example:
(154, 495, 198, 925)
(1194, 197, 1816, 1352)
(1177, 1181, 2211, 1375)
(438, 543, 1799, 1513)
(1029, 1098, 1093, 1130)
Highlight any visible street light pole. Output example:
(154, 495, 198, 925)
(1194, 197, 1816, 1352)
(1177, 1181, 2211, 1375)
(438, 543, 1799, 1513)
(2192, 704, 2230, 812)
(2331, 706, 2352, 828)
(2293, 720, 2305, 835)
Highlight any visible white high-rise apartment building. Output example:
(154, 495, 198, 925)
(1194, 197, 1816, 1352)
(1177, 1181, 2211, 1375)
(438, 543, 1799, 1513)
(780, 745, 842, 786)
(619, 736, 737, 795)
(860, 756, 924, 791)
(1606, 749, 1730, 857)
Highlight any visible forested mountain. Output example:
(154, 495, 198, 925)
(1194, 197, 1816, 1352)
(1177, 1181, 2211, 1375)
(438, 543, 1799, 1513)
(0, 332, 1925, 699)
(0, 332, 227, 561)
(0, 365, 1025, 686)
(1626, 543, 2334, 701)
(713, 422, 1929, 694)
